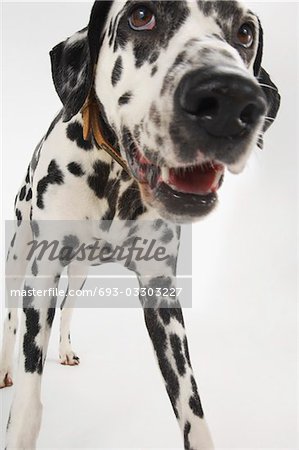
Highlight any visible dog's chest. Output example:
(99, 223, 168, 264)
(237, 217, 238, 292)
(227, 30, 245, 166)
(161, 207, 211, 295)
(30, 113, 152, 223)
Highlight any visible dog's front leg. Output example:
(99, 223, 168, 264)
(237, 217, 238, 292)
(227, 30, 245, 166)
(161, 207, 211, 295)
(0, 309, 18, 388)
(59, 263, 88, 365)
(139, 275, 214, 450)
(5, 262, 62, 450)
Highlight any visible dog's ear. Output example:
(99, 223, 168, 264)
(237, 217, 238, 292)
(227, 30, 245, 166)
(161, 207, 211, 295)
(50, 1, 112, 122)
(50, 28, 92, 122)
(253, 18, 281, 148)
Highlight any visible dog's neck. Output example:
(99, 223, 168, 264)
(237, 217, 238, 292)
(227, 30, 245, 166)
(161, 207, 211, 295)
(82, 92, 130, 175)
(80, 94, 155, 220)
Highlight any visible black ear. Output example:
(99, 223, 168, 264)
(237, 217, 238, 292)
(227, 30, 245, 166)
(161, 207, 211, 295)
(253, 18, 264, 78)
(50, 28, 92, 122)
(253, 18, 281, 148)
(50, 1, 113, 122)
(257, 67, 281, 137)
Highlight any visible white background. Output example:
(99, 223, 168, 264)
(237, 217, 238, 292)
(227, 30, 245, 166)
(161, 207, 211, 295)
(1, 2, 298, 449)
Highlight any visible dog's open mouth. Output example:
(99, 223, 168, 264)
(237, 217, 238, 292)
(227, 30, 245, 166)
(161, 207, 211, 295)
(125, 145, 225, 219)
(167, 163, 224, 195)
(128, 147, 224, 196)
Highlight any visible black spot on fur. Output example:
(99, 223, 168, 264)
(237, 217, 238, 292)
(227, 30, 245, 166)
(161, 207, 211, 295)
(170, 334, 186, 376)
(66, 121, 93, 150)
(212, 32, 225, 42)
(67, 161, 85, 177)
(87, 161, 110, 198)
(213, 1, 243, 22)
(15, 208, 22, 226)
(184, 421, 191, 450)
(10, 233, 16, 248)
(159, 299, 185, 327)
(31, 220, 40, 238)
(118, 91, 133, 105)
(140, 276, 174, 308)
(144, 308, 180, 418)
(8, 312, 11, 321)
(183, 336, 192, 368)
(118, 184, 146, 220)
(128, 224, 139, 237)
(149, 51, 160, 64)
(111, 56, 123, 86)
(149, 276, 172, 291)
(45, 110, 63, 139)
(47, 298, 56, 327)
(174, 50, 187, 67)
(151, 65, 158, 77)
(198, 1, 214, 16)
(13, 328, 17, 335)
(99, 217, 113, 232)
(101, 178, 121, 224)
(127, 2, 189, 68)
(161, 228, 174, 244)
(26, 188, 32, 201)
(60, 235, 80, 266)
(113, 13, 128, 52)
(189, 375, 204, 418)
(149, 103, 161, 128)
(155, 135, 164, 147)
(31, 138, 44, 173)
(31, 259, 38, 277)
(54, 273, 61, 284)
(25, 166, 30, 183)
(176, 226, 181, 240)
(37, 160, 64, 209)
(23, 286, 43, 374)
(109, 12, 120, 47)
(19, 185, 26, 201)
(121, 169, 131, 181)
(165, 253, 176, 273)
(108, 19, 113, 38)
(153, 219, 163, 230)
(160, 50, 188, 97)
(128, 260, 137, 272)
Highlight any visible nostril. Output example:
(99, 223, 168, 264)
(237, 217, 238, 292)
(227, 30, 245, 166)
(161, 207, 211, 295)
(240, 103, 259, 126)
(195, 96, 219, 118)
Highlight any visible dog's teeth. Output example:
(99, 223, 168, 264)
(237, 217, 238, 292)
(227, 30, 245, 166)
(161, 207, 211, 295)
(211, 169, 223, 190)
(161, 166, 169, 181)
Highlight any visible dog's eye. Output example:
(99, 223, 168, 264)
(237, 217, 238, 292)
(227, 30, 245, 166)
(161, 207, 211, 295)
(129, 6, 156, 31)
(236, 23, 254, 48)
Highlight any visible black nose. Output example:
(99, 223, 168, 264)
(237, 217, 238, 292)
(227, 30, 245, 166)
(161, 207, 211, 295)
(178, 70, 267, 138)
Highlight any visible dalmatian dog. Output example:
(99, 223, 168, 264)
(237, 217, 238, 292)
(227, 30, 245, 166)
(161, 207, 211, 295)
(1, 1, 280, 449)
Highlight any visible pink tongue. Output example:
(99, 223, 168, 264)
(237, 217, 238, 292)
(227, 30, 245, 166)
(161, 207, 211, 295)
(168, 163, 224, 195)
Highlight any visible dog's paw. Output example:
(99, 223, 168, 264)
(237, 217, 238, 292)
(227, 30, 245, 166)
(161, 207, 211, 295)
(0, 368, 13, 389)
(59, 349, 80, 366)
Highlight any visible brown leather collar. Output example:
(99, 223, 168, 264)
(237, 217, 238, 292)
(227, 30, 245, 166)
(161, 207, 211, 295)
(81, 93, 130, 175)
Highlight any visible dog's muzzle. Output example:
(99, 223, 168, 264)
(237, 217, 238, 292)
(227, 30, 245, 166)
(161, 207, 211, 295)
(124, 69, 267, 222)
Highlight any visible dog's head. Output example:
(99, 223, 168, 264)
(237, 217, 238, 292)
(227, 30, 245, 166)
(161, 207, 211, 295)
(50, 1, 280, 223)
